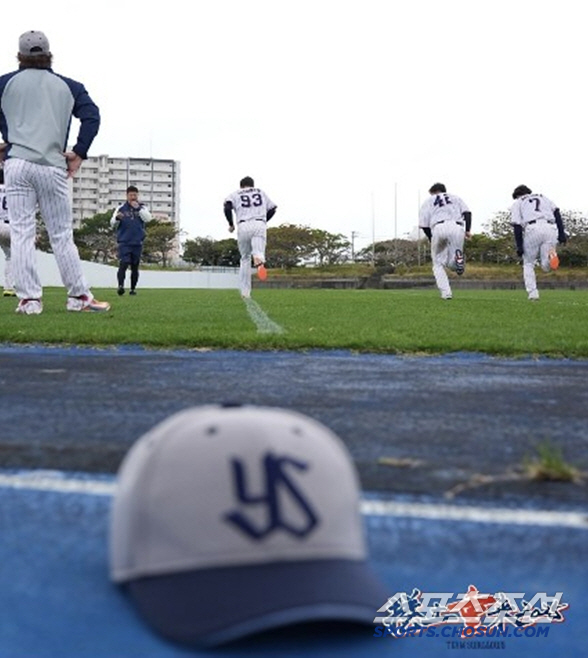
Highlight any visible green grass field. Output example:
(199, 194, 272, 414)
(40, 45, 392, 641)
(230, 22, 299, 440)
(1, 288, 587, 357)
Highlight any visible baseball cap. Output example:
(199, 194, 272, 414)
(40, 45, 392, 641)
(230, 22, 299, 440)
(18, 30, 50, 56)
(109, 404, 387, 647)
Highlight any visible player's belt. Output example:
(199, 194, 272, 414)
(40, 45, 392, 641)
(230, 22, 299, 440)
(527, 219, 554, 225)
(2, 220, 8, 224)
(435, 220, 463, 226)
(238, 219, 265, 223)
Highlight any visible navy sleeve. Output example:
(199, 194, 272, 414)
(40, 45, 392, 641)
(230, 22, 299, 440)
(224, 201, 234, 227)
(513, 224, 524, 255)
(61, 76, 100, 159)
(422, 227, 432, 241)
(553, 208, 567, 243)
(266, 206, 277, 222)
(462, 211, 472, 233)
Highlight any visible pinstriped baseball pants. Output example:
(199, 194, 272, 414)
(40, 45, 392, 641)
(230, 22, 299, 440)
(522, 222, 558, 297)
(4, 158, 90, 300)
(431, 222, 465, 298)
(0, 222, 14, 290)
(237, 220, 267, 297)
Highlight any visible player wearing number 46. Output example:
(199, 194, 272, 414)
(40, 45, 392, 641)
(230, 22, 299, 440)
(224, 177, 277, 299)
(419, 183, 472, 300)
(510, 185, 567, 301)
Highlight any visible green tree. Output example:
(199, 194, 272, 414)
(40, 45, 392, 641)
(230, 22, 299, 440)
(483, 210, 512, 240)
(560, 210, 588, 238)
(143, 220, 180, 267)
(35, 213, 51, 253)
(481, 211, 518, 263)
(266, 224, 315, 268)
(213, 238, 240, 266)
(182, 237, 218, 266)
(309, 229, 351, 265)
(357, 238, 422, 268)
(73, 211, 117, 263)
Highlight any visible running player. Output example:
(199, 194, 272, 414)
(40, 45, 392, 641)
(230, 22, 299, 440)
(224, 177, 277, 298)
(0, 30, 110, 314)
(510, 185, 567, 301)
(419, 183, 472, 300)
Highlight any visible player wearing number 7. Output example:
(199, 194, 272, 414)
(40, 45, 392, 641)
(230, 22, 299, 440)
(510, 185, 567, 301)
(224, 176, 277, 298)
(419, 182, 472, 300)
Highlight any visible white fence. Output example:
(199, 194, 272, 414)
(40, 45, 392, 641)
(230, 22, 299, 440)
(0, 251, 239, 290)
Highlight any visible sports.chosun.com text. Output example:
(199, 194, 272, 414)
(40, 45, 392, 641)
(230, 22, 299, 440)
(373, 624, 550, 639)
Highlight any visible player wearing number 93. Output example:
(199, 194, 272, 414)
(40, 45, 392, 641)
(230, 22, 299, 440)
(224, 176, 277, 299)
(419, 182, 472, 300)
(510, 185, 567, 301)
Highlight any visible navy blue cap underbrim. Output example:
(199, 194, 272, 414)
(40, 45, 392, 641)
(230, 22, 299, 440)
(126, 558, 388, 647)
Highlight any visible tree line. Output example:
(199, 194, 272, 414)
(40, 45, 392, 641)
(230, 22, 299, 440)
(37, 211, 180, 268)
(182, 210, 588, 269)
(36, 209, 588, 269)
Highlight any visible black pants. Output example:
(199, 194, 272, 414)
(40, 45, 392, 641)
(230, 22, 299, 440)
(117, 244, 142, 290)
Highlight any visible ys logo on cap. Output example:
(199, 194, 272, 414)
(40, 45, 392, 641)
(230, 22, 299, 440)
(224, 452, 319, 539)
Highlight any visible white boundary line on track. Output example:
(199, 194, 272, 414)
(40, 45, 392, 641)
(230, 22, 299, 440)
(1, 470, 587, 529)
(243, 297, 284, 334)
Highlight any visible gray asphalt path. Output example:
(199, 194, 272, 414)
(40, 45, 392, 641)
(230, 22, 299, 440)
(1, 345, 586, 509)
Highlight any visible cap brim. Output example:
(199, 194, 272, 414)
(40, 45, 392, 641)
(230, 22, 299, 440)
(126, 558, 388, 647)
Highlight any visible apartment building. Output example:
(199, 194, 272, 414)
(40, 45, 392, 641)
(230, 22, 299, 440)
(71, 155, 181, 228)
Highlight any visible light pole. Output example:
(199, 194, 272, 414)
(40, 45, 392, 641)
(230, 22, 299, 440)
(350, 230, 359, 262)
(371, 192, 376, 267)
(394, 182, 398, 239)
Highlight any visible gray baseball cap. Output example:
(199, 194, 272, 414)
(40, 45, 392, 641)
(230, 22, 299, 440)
(18, 30, 50, 56)
(109, 404, 388, 647)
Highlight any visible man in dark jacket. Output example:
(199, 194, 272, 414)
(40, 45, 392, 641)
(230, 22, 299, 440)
(110, 185, 151, 295)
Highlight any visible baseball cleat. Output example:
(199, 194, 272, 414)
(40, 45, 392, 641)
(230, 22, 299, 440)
(256, 263, 268, 281)
(117, 286, 125, 296)
(15, 298, 43, 315)
(3, 289, 17, 297)
(129, 290, 137, 296)
(67, 295, 111, 312)
(454, 249, 465, 275)
(548, 249, 559, 270)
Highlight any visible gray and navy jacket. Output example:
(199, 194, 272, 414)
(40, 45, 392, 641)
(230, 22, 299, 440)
(110, 203, 151, 245)
(0, 67, 100, 169)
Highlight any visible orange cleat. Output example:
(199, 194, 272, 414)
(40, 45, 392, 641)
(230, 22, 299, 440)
(548, 249, 559, 271)
(256, 263, 268, 281)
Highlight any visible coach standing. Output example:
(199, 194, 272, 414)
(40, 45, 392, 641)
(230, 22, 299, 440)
(110, 186, 151, 296)
(0, 30, 110, 314)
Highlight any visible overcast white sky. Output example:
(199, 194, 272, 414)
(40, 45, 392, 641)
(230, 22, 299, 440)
(3, 0, 587, 251)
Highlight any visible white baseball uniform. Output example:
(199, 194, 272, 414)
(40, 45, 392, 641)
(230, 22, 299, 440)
(0, 182, 15, 292)
(510, 193, 559, 300)
(0, 63, 101, 310)
(224, 186, 276, 297)
(419, 192, 469, 299)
